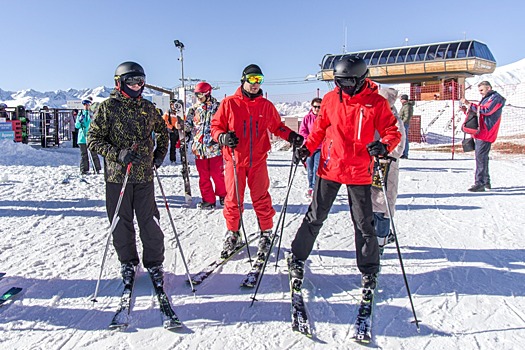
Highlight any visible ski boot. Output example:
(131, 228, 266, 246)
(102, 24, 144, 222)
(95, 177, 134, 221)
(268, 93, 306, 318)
(287, 254, 305, 281)
(220, 230, 241, 259)
(257, 230, 273, 257)
(197, 201, 215, 210)
(361, 273, 378, 290)
(147, 265, 165, 288)
(120, 262, 136, 287)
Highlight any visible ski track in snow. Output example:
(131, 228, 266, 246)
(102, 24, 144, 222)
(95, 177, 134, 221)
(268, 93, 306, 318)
(1, 143, 525, 349)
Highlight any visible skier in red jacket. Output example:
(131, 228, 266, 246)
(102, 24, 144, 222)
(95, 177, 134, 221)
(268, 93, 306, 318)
(211, 64, 304, 260)
(288, 56, 401, 290)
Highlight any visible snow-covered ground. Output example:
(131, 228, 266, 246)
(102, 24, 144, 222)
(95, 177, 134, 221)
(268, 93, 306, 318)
(0, 140, 524, 350)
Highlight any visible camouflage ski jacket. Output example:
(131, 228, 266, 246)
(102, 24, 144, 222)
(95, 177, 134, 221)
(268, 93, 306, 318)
(87, 89, 168, 184)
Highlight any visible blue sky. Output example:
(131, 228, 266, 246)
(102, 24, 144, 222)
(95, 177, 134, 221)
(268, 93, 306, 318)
(2, 0, 522, 97)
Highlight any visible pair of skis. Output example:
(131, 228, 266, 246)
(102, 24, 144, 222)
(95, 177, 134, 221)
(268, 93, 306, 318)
(188, 233, 268, 288)
(108, 269, 182, 331)
(189, 234, 258, 286)
(0, 273, 23, 307)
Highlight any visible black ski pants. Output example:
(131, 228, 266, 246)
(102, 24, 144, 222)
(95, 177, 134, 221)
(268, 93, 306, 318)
(79, 144, 101, 173)
(106, 181, 165, 268)
(291, 177, 380, 275)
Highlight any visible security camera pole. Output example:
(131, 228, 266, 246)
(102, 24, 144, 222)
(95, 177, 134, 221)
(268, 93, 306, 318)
(174, 39, 192, 204)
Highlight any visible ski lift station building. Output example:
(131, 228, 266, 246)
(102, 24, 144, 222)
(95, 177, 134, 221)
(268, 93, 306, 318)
(318, 39, 496, 101)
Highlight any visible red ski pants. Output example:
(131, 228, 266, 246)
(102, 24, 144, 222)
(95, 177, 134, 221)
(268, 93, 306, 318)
(223, 159, 276, 232)
(195, 156, 227, 204)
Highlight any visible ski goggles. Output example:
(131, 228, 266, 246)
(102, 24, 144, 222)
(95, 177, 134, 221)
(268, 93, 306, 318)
(245, 74, 264, 85)
(195, 92, 207, 98)
(334, 77, 357, 88)
(81, 99, 92, 105)
(123, 75, 146, 87)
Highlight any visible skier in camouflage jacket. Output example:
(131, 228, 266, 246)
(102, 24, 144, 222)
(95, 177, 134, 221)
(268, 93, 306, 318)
(88, 61, 169, 272)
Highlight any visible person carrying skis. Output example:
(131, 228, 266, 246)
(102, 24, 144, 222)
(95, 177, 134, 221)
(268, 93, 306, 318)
(185, 81, 227, 209)
(162, 99, 183, 164)
(75, 97, 101, 174)
(211, 64, 304, 259)
(373, 87, 406, 255)
(289, 56, 401, 290)
(87, 61, 169, 287)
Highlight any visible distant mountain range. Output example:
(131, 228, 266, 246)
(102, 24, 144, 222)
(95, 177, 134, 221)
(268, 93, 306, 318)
(1, 58, 524, 112)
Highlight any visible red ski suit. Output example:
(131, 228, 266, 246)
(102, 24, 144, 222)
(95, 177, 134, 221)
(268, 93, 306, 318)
(304, 80, 401, 185)
(211, 87, 294, 231)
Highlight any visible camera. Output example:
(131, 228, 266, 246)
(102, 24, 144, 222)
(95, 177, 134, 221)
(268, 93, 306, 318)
(174, 40, 184, 49)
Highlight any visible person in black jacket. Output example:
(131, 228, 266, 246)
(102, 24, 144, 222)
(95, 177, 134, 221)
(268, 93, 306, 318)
(88, 61, 169, 287)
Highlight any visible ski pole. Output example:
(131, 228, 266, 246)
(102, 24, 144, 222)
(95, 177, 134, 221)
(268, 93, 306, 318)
(250, 159, 299, 306)
(153, 165, 196, 293)
(87, 148, 97, 174)
(231, 151, 252, 265)
(375, 157, 420, 331)
(91, 161, 133, 303)
(274, 146, 299, 270)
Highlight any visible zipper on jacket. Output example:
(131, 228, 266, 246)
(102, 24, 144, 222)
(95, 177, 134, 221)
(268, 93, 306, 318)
(255, 120, 259, 138)
(249, 116, 253, 167)
(357, 108, 364, 140)
(323, 141, 332, 169)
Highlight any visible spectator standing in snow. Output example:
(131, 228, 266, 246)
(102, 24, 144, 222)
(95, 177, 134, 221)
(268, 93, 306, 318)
(299, 97, 322, 198)
(185, 82, 227, 209)
(211, 64, 304, 259)
(162, 99, 183, 164)
(373, 88, 406, 255)
(88, 61, 169, 287)
(76, 97, 101, 174)
(461, 81, 506, 192)
(399, 94, 414, 159)
(289, 56, 401, 290)
(70, 109, 79, 148)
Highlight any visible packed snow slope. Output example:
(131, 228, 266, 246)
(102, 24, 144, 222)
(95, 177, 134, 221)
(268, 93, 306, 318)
(0, 140, 524, 350)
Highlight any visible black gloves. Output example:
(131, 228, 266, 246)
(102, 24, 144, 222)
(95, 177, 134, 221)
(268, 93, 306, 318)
(294, 145, 310, 164)
(219, 131, 239, 149)
(118, 148, 142, 165)
(287, 131, 304, 147)
(153, 150, 164, 168)
(153, 157, 163, 168)
(366, 141, 389, 157)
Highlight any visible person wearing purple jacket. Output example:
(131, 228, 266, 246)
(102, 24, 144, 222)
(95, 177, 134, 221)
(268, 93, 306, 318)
(298, 97, 322, 198)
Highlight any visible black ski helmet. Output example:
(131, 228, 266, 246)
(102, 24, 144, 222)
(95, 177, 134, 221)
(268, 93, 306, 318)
(114, 61, 145, 81)
(333, 55, 369, 96)
(114, 61, 146, 98)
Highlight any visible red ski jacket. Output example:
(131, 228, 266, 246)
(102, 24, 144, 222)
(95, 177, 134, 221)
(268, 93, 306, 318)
(304, 80, 401, 185)
(471, 90, 505, 143)
(211, 87, 293, 167)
